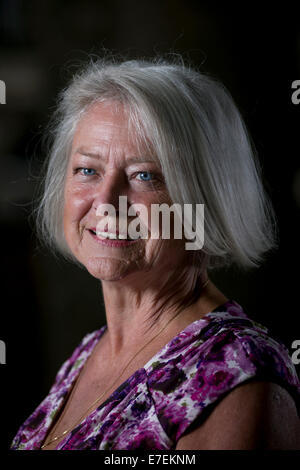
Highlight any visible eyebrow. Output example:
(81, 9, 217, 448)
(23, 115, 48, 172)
(75, 148, 157, 165)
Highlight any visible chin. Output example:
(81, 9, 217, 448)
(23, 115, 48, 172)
(85, 256, 134, 281)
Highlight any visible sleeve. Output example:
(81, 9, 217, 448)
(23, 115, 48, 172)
(233, 327, 300, 416)
(10, 329, 104, 450)
(147, 326, 300, 444)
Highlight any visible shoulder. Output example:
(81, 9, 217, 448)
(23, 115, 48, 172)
(195, 306, 300, 411)
(176, 380, 300, 449)
(146, 303, 300, 445)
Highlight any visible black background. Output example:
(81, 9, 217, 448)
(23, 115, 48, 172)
(0, 0, 300, 452)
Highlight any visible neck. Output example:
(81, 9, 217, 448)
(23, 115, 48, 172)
(100, 264, 210, 359)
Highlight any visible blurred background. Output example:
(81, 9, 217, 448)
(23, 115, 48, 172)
(1, 0, 300, 451)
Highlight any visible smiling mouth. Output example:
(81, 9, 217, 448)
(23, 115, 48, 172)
(88, 229, 141, 241)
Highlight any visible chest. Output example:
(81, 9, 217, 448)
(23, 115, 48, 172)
(42, 349, 154, 449)
(41, 324, 189, 450)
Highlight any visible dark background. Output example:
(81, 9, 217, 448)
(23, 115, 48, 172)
(1, 0, 300, 451)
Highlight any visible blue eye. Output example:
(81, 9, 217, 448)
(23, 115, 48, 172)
(137, 171, 153, 181)
(81, 168, 96, 176)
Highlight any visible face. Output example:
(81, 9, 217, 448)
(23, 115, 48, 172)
(63, 101, 188, 282)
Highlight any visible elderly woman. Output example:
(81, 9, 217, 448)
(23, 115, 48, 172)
(11, 57, 300, 450)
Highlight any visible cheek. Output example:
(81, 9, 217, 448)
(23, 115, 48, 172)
(144, 226, 187, 268)
(63, 184, 94, 235)
(137, 192, 171, 236)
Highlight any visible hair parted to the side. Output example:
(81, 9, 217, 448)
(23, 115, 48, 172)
(34, 54, 278, 270)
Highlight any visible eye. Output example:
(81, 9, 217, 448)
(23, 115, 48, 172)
(74, 168, 97, 177)
(136, 171, 155, 182)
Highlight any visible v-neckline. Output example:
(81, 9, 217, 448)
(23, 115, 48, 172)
(52, 299, 240, 449)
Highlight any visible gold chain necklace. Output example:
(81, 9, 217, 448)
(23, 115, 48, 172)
(41, 279, 210, 449)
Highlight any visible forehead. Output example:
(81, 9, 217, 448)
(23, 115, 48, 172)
(72, 101, 150, 154)
(78, 101, 128, 130)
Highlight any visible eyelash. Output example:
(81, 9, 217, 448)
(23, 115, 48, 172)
(73, 168, 160, 183)
(135, 171, 156, 182)
(74, 168, 97, 177)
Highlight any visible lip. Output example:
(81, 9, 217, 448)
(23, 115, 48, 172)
(90, 227, 129, 238)
(87, 228, 141, 247)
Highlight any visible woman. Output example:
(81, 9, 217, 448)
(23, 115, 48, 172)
(11, 57, 300, 450)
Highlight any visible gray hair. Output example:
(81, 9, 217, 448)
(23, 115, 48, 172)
(35, 56, 278, 270)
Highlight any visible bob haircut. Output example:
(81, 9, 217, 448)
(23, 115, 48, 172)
(35, 56, 278, 270)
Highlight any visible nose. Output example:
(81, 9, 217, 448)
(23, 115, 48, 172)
(92, 170, 129, 215)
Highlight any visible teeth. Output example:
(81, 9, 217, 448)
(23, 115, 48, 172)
(96, 231, 121, 239)
(94, 231, 140, 241)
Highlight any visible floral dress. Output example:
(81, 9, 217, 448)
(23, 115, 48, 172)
(11, 300, 300, 450)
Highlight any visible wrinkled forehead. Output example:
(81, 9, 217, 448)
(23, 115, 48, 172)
(72, 100, 158, 163)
